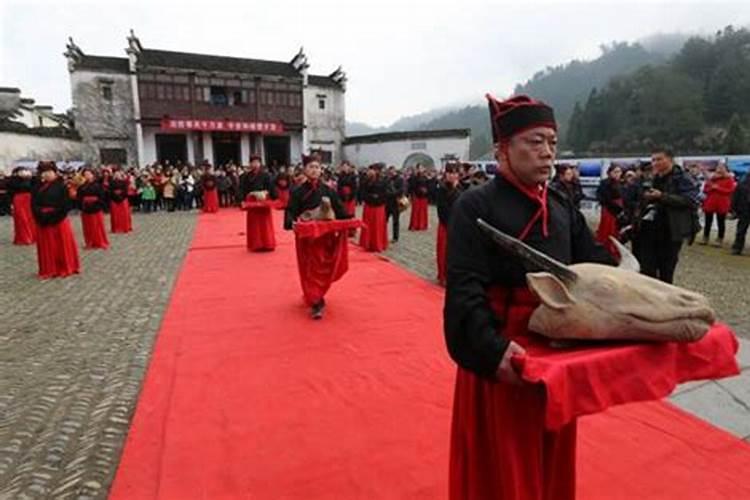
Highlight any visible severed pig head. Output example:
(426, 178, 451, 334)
(477, 219, 715, 343)
(299, 196, 335, 222)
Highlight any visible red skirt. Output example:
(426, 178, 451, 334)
(359, 204, 388, 252)
(36, 218, 81, 279)
(437, 222, 448, 285)
(110, 200, 133, 233)
(450, 287, 575, 500)
(276, 188, 290, 209)
(12, 192, 36, 245)
(246, 205, 276, 251)
(294, 229, 350, 306)
(203, 189, 219, 213)
(342, 199, 357, 218)
(81, 212, 110, 249)
(409, 196, 429, 230)
(596, 207, 619, 257)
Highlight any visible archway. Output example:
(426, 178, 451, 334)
(402, 152, 435, 170)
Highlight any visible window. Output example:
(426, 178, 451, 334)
(233, 91, 243, 106)
(165, 85, 173, 100)
(210, 86, 228, 106)
(156, 84, 165, 100)
(101, 85, 113, 101)
(411, 142, 427, 150)
(100, 148, 127, 165)
(318, 99, 326, 110)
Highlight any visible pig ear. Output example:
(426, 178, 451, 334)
(526, 272, 576, 310)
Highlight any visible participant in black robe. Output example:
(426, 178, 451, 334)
(240, 156, 278, 202)
(408, 167, 430, 230)
(358, 165, 389, 252)
(77, 168, 109, 249)
(436, 164, 462, 286)
(285, 156, 353, 319)
(444, 95, 613, 500)
(109, 172, 132, 233)
(32, 162, 80, 279)
(385, 166, 405, 243)
(8, 167, 37, 244)
(336, 163, 358, 217)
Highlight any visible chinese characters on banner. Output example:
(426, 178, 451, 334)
(160, 118, 284, 134)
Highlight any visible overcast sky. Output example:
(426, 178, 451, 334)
(1, 0, 749, 127)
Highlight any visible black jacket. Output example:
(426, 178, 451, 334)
(638, 165, 700, 243)
(78, 181, 106, 214)
(109, 179, 129, 203)
(361, 176, 388, 206)
(240, 171, 277, 201)
(436, 183, 461, 226)
(731, 175, 750, 217)
(284, 181, 349, 230)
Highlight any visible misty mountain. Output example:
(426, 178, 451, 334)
(347, 33, 691, 159)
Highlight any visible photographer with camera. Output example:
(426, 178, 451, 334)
(634, 147, 700, 284)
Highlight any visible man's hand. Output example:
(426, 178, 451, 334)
(495, 340, 526, 384)
(643, 189, 662, 201)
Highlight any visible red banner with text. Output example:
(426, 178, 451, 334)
(160, 118, 284, 134)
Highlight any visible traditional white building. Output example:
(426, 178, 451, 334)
(64, 31, 346, 167)
(343, 129, 471, 170)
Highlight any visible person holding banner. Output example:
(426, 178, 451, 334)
(285, 154, 357, 319)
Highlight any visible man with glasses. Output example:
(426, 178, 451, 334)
(443, 94, 612, 500)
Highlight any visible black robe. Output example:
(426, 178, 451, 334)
(408, 175, 430, 199)
(284, 181, 349, 230)
(109, 179, 129, 203)
(436, 183, 461, 226)
(240, 170, 277, 200)
(361, 176, 388, 207)
(77, 181, 106, 213)
(32, 178, 71, 227)
(336, 173, 358, 202)
(444, 175, 614, 377)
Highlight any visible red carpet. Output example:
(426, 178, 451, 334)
(110, 209, 750, 499)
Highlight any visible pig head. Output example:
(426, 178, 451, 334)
(477, 219, 715, 343)
(299, 196, 335, 222)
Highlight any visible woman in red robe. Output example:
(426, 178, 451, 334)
(358, 164, 389, 252)
(284, 155, 355, 319)
(9, 167, 37, 245)
(202, 168, 220, 213)
(109, 171, 133, 233)
(336, 162, 358, 217)
(408, 165, 430, 230)
(436, 164, 462, 286)
(32, 162, 80, 279)
(274, 167, 291, 209)
(77, 168, 110, 249)
(595, 165, 623, 257)
(701, 163, 736, 246)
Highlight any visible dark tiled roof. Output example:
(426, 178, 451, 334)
(343, 128, 471, 145)
(138, 49, 300, 77)
(76, 55, 130, 73)
(308, 74, 340, 88)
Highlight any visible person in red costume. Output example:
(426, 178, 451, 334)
(77, 167, 109, 249)
(408, 163, 430, 230)
(701, 163, 736, 246)
(109, 170, 133, 233)
(8, 166, 37, 245)
(358, 164, 389, 252)
(436, 163, 462, 286)
(443, 94, 613, 500)
(284, 155, 354, 319)
(31, 161, 81, 279)
(595, 164, 624, 257)
(202, 166, 220, 213)
(274, 166, 292, 209)
(336, 161, 358, 217)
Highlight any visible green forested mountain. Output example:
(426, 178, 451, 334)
(568, 26, 750, 155)
(414, 40, 673, 158)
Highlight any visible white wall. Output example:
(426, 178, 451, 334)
(343, 135, 470, 170)
(0, 132, 85, 172)
(305, 84, 345, 165)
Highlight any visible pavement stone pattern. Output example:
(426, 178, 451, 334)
(0, 211, 196, 499)
(1, 205, 748, 498)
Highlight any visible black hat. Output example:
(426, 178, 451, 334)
(486, 94, 557, 144)
(37, 161, 58, 173)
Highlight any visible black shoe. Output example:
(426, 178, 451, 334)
(731, 248, 742, 255)
(311, 300, 325, 319)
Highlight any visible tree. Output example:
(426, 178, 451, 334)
(723, 113, 749, 154)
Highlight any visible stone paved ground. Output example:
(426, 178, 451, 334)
(0, 211, 195, 499)
(1, 206, 748, 499)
